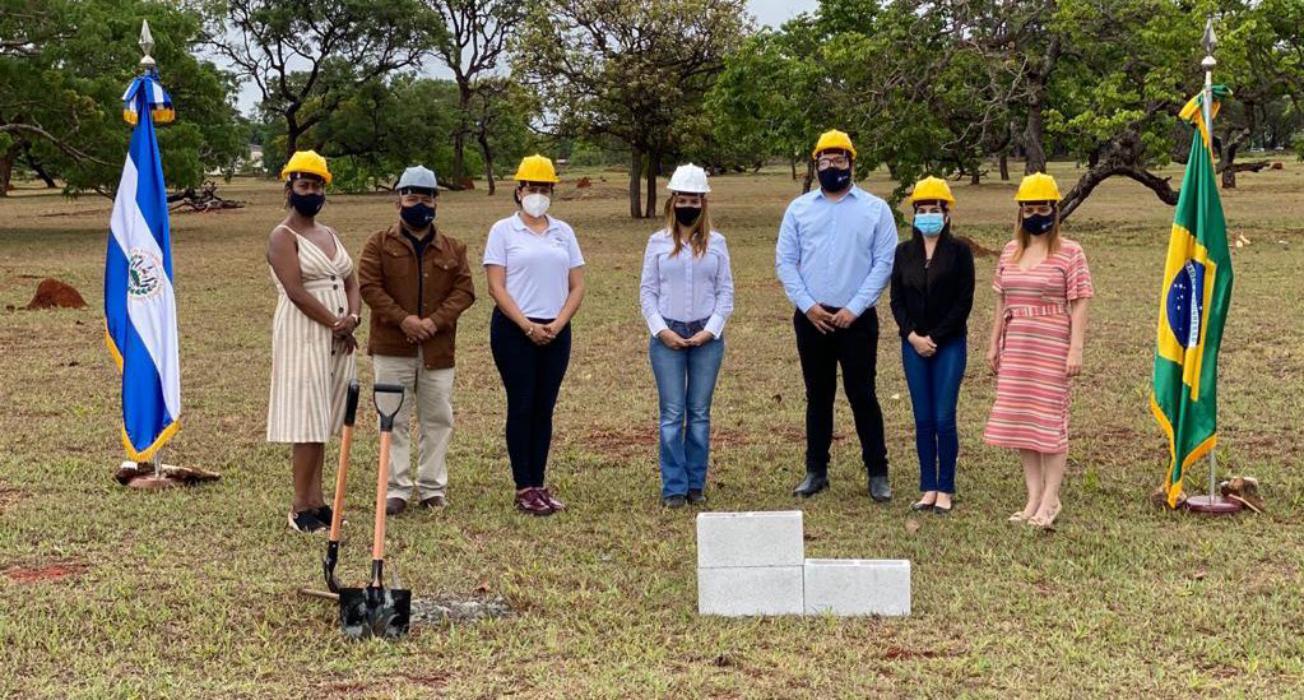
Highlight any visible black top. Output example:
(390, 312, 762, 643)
(889, 230, 975, 344)
(401, 226, 436, 314)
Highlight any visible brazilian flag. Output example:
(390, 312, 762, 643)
(1151, 86, 1234, 508)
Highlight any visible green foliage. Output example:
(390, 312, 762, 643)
(0, 0, 244, 194)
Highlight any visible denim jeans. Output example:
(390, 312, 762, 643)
(648, 320, 725, 498)
(901, 337, 966, 493)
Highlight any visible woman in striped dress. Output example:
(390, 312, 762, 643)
(984, 173, 1093, 530)
(266, 151, 361, 533)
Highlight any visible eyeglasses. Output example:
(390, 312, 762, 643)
(816, 155, 850, 170)
(1021, 204, 1054, 216)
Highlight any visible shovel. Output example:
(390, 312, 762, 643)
(339, 382, 410, 640)
(322, 380, 360, 593)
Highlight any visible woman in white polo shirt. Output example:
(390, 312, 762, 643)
(484, 154, 586, 516)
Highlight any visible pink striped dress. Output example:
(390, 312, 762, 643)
(984, 238, 1093, 454)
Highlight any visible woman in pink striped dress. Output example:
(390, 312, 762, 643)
(984, 174, 1093, 529)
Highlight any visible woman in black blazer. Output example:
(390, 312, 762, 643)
(890, 177, 975, 514)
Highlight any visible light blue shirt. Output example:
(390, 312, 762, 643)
(775, 186, 898, 316)
(639, 229, 735, 337)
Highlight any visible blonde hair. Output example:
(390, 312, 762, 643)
(1011, 206, 1062, 262)
(663, 195, 712, 258)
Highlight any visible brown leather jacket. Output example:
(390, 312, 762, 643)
(358, 224, 475, 369)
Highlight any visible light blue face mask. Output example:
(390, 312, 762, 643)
(914, 212, 945, 236)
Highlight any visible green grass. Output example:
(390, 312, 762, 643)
(1, 161, 1302, 698)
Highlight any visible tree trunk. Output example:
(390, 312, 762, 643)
(452, 84, 472, 183)
(0, 145, 15, 197)
(790, 157, 798, 180)
(644, 148, 658, 219)
(628, 146, 643, 218)
(21, 143, 56, 188)
(970, 168, 981, 185)
(999, 152, 1010, 181)
(801, 159, 815, 193)
(284, 108, 303, 158)
(478, 127, 495, 196)
(1024, 30, 1060, 175)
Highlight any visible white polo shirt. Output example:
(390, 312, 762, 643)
(483, 213, 585, 319)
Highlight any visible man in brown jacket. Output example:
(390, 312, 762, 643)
(358, 165, 475, 515)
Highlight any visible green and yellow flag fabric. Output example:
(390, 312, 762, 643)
(1151, 85, 1234, 508)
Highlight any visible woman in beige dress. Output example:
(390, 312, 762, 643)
(266, 151, 361, 533)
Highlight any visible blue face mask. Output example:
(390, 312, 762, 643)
(914, 212, 945, 236)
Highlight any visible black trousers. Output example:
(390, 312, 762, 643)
(793, 306, 889, 478)
(490, 308, 572, 489)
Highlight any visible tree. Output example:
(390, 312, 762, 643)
(515, 0, 750, 218)
(1, 0, 243, 196)
(422, 0, 526, 187)
(207, 0, 433, 158)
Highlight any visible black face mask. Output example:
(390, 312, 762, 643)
(674, 206, 701, 228)
(1022, 212, 1056, 236)
(818, 166, 852, 193)
(289, 192, 325, 218)
(401, 202, 435, 230)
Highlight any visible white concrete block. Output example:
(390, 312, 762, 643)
(803, 559, 911, 617)
(697, 566, 804, 616)
(696, 511, 804, 569)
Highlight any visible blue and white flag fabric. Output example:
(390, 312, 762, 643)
(105, 70, 180, 461)
(121, 71, 175, 126)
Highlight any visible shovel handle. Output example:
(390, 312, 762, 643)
(373, 383, 405, 432)
(342, 380, 360, 427)
(328, 424, 353, 542)
(372, 428, 393, 564)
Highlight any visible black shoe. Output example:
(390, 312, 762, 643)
(932, 503, 953, 515)
(868, 476, 893, 503)
(385, 497, 407, 516)
(910, 499, 935, 512)
(687, 489, 707, 505)
(287, 509, 327, 533)
(663, 495, 687, 508)
(313, 505, 347, 527)
(792, 472, 829, 497)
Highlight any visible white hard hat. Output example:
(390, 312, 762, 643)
(668, 163, 710, 194)
(396, 165, 438, 192)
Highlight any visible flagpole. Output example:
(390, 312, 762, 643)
(1201, 18, 1217, 505)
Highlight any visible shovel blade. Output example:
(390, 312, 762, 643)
(338, 586, 411, 640)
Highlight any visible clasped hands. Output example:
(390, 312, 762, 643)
(656, 328, 716, 350)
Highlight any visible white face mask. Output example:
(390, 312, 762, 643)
(521, 193, 550, 218)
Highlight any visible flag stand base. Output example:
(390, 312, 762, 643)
(114, 460, 221, 489)
(1184, 494, 1242, 515)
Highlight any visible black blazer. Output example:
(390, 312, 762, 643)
(889, 230, 975, 344)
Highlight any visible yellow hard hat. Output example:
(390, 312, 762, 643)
(811, 129, 858, 160)
(1015, 172, 1061, 202)
(512, 154, 560, 183)
(910, 176, 956, 205)
(280, 150, 332, 185)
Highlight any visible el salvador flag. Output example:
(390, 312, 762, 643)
(105, 71, 181, 461)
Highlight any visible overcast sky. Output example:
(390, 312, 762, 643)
(227, 0, 822, 115)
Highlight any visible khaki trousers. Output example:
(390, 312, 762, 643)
(373, 350, 454, 502)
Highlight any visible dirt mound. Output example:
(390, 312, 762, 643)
(576, 177, 592, 188)
(25, 278, 87, 309)
(955, 234, 1000, 258)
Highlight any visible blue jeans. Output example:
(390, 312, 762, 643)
(901, 337, 966, 494)
(649, 321, 725, 498)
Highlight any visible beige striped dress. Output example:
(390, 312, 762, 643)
(266, 224, 357, 443)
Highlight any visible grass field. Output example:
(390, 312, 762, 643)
(1, 160, 1302, 698)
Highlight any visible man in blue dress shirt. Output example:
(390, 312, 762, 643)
(775, 129, 898, 501)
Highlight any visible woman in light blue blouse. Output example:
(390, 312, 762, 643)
(639, 164, 735, 508)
